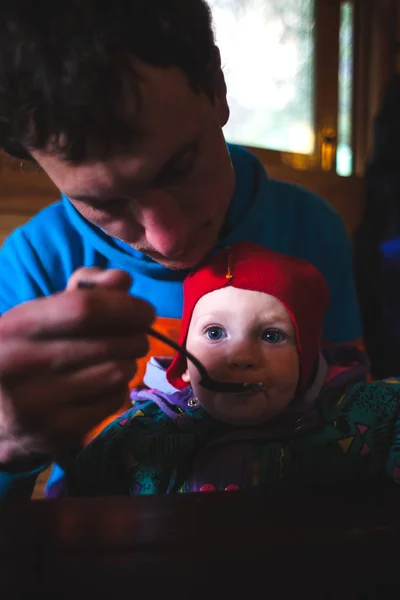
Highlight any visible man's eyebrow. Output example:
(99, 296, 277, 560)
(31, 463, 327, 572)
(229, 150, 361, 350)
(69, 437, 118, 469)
(67, 139, 199, 205)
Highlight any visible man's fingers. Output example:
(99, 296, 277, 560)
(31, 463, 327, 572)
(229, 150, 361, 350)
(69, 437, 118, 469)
(62, 360, 137, 396)
(6, 361, 135, 445)
(0, 268, 153, 457)
(0, 336, 149, 379)
(22, 389, 129, 452)
(0, 290, 155, 339)
(49, 336, 149, 374)
(67, 267, 132, 292)
(12, 360, 136, 407)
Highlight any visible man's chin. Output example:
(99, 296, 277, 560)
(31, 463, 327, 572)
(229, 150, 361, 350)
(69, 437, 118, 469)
(149, 256, 202, 271)
(138, 241, 217, 271)
(161, 260, 197, 270)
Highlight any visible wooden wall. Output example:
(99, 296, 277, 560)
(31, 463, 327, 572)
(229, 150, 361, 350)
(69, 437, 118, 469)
(0, 160, 59, 245)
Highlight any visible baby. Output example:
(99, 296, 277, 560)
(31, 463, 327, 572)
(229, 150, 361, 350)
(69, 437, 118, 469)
(68, 241, 400, 495)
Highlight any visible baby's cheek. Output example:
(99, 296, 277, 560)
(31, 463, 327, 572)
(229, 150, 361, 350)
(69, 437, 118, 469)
(281, 350, 299, 381)
(267, 351, 298, 383)
(187, 362, 202, 386)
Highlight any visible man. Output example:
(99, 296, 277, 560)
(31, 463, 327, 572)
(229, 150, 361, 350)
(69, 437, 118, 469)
(0, 0, 362, 499)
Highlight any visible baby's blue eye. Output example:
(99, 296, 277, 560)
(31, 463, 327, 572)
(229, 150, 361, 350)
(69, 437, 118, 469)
(205, 327, 226, 341)
(262, 329, 287, 344)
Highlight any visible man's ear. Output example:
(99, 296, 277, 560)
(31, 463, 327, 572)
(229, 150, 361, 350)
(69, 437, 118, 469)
(181, 368, 191, 384)
(210, 46, 230, 127)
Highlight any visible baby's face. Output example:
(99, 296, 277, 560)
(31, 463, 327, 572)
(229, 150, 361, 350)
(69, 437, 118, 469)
(182, 286, 299, 426)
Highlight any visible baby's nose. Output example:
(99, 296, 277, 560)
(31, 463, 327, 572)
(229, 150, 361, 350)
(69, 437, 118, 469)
(227, 345, 263, 371)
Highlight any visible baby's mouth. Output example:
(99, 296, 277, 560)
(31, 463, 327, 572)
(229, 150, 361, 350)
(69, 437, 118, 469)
(234, 384, 265, 397)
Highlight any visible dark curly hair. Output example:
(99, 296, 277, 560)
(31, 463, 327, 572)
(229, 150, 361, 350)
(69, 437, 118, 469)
(0, 0, 217, 163)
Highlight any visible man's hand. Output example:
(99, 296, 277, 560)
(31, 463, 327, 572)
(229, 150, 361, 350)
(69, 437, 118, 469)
(0, 268, 154, 464)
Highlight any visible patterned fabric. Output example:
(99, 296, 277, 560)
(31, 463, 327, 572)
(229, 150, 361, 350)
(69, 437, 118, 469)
(66, 351, 400, 497)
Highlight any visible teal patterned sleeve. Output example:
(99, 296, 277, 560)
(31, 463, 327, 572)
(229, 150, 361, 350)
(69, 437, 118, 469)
(384, 379, 400, 483)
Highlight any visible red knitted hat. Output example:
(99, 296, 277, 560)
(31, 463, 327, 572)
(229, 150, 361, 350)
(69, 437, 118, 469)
(166, 241, 330, 394)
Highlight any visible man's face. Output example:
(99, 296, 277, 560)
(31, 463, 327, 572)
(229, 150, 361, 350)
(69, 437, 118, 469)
(30, 62, 235, 270)
(182, 287, 300, 427)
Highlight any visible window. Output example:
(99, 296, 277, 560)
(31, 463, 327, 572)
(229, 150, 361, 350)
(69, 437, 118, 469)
(208, 0, 355, 176)
(210, 0, 315, 154)
(337, 1, 354, 176)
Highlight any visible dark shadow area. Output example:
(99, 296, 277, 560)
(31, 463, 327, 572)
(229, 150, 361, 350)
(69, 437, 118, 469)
(354, 75, 400, 378)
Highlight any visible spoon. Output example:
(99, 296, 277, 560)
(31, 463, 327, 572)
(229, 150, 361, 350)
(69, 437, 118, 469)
(77, 281, 265, 394)
(148, 327, 264, 394)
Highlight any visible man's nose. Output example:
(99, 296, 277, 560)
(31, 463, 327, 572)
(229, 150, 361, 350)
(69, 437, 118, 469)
(133, 193, 191, 257)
